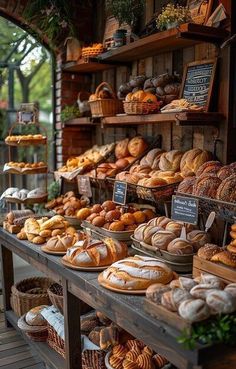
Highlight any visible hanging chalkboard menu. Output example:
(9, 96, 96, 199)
(180, 59, 217, 111)
(77, 175, 92, 197)
(113, 181, 127, 205)
(171, 195, 199, 225)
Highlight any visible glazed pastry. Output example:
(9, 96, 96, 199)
(178, 299, 210, 322)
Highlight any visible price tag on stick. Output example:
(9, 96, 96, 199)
(77, 175, 92, 197)
(171, 195, 199, 225)
(113, 181, 127, 205)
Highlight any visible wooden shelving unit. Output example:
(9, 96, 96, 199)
(63, 57, 114, 73)
(98, 23, 228, 63)
(64, 117, 98, 126)
(101, 112, 224, 127)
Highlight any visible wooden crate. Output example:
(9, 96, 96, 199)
(143, 299, 191, 332)
(193, 255, 236, 284)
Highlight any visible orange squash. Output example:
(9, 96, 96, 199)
(131, 90, 146, 102)
(142, 93, 158, 104)
(125, 92, 133, 102)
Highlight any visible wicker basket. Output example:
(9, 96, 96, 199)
(123, 101, 160, 115)
(47, 283, 63, 314)
(18, 314, 48, 342)
(89, 82, 123, 117)
(11, 277, 52, 317)
(82, 46, 104, 58)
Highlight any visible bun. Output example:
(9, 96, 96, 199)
(92, 216, 106, 227)
(197, 244, 222, 260)
(109, 221, 125, 231)
(196, 160, 222, 177)
(159, 150, 183, 171)
(128, 136, 148, 158)
(193, 174, 221, 198)
(167, 238, 194, 255)
(178, 299, 210, 322)
(187, 230, 211, 251)
(161, 288, 191, 312)
(102, 200, 116, 212)
(190, 284, 218, 299)
(146, 283, 171, 303)
(120, 213, 135, 226)
(25, 305, 47, 326)
(115, 139, 130, 159)
(76, 208, 91, 220)
(170, 277, 197, 291)
(142, 209, 155, 221)
(100, 255, 173, 290)
(133, 211, 146, 224)
(180, 149, 212, 177)
(206, 290, 236, 314)
(216, 174, 236, 202)
(91, 204, 103, 214)
(105, 210, 121, 222)
(151, 230, 176, 250)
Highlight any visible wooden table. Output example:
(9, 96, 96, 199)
(0, 228, 235, 369)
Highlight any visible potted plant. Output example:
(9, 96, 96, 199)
(156, 3, 191, 31)
(61, 105, 81, 123)
(105, 0, 145, 30)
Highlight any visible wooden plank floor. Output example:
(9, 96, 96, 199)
(0, 312, 46, 369)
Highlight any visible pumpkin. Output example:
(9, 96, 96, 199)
(125, 92, 133, 102)
(142, 93, 158, 104)
(89, 94, 97, 101)
(131, 90, 146, 102)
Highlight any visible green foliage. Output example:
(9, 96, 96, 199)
(48, 181, 60, 201)
(0, 109, 7, 140)
(106, 0, 145, 27)
(178, 314, 236, 350)
(61, 105, 81, 123)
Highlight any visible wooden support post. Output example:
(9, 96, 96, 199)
(62, 278, 82, 369)
(0, 244, 14, 327)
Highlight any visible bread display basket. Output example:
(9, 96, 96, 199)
(89, 82, 123, 117)
(17, 314, 48, 342)
(123, 101, 161, 115)
(82, 220, 134, 244)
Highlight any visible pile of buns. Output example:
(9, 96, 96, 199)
(117, 73, 181, 106)
(109, 340, 168, 369)
(45, 191, 89, 217)
(64, 237, 128, 267)
(58, 143, 115, 173)
(178, 160, 236, 202)
(4, 161, 46, 171)
(87, 136, 148, 179)
(17, 215, 78, 245)
(76, 200, 155, 231)
(99, 255, 174, 291)
(5, 134, 45, 143)
(1, 187, 47, 201)
(146, 273, 236, 322)
(133, 216, 210, 255)
(115, 148, 211, 188)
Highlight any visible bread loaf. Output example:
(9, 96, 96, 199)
(193, 174, 221, 198)
(148, 216, 171, 228)
(216, 174, 236, 202)
(143, 225, 161, 244)
(128, 136, 148, 158)
(217, 165, 235, 181)
(25, 305, 47, 326)
(187, 230, 211, 252)
(206, 290, 236, 314)
(180, 149, 212, 177)
(199, 273, 225, 289)
(146, 283, 171, 303)
(178, 299, 210, 322)
(165, 221, 183, 237)
(151, 230, 176, 250)
(100, 255, 173, 290)
(46, 233, 79, 251)
(197, 244, 222, 260)
(170, 277, 197, 291)
(167, 238, 194, 255)
(177, 176, 195, 194)
(159, 150, 183, 171)
(196, 160, 222, 177)
(161, 288, 192, 312)
(190, 284, 218, 300)
(115, 138, 130, 159)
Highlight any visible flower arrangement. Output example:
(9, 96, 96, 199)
(156, 3, 192, 31)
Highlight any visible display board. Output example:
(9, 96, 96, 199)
(171, 195, 199, 225)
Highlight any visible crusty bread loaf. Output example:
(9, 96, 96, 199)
(165, 221, 183, 237)
(159, 150, 183, 172)
(151, 230, 176, 250)
(64, 238, 128, 267)
(190, 284, 219, 300)
(177, 176, 195, 194)
(128, 136, 148, 158)
(115, 138, 130, 159)
(25, 305, 47, 326)
(187, 230, 211, 252)
(193, 174, 221, 198)
(216, 174, 236, 202)
(146, 283, 171, 303)
(148, 216, 171, 228)
(180, 149, 212, 177)
(224, 283, 236, 298)
(167, 238, 194, 255)
(46, 233, 79, 251)
(143, 225, 161, 244)
(161, 288, 191, 312)
(170, 277, 197, 291)
(206, 290, 236, 314)
(178, 299, 210, 322)
(197, 244, 222, 261)
(217, 165, 235, 181)
(100, 255, 173, 290)
(196, 160, 222, 177)
(200, 273, 225, 289)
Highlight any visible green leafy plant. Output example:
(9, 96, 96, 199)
(106, 0, 145, 28)
(157, 3, 191, 31)
(47, 181, 60, 201)
(61, 105, 81, 123)
(178, 314, 236, 350)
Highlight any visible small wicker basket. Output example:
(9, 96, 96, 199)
(89, 82, 123, 117)
(47, 283, 63, 315)
(11, 277, 52, 317)
(18, 314, 48, 342)
(82, 45, 104, 58)
(123, 101, 160, 115)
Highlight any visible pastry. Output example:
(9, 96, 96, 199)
(211, 250, 236, 268)
(196, 160, 222, 177)
(227, 244, 236, 253)
(146, 283, 171, 303)
(152, 354, 168, 368)
(197, 244, 222, 260)
(216, 174, 236, 202)
(177, 176, 195, 194)
(169, 277, 197, 291)
(112, 344, 128, 359)
(167, 238, 194, 255)
(128, 136, 148, 158)
(109, 355, 123, 369)
(136, 353, 153, 369)
(100, 325, 119, 349)
(193, 174, 221, 198)
(161, 288, 192, 312)
(206, 290, 236, 314)
(187, 230, 211, 252)
(100, 255, 173, 290)
(178, 299, 210, 322)
(151, 230, 176, 251)
(133, 211, 146, 224)
(190, 284, 219, 300)
(180, 149, 212, 177)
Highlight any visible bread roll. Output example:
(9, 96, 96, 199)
(102, 200, 116, 211)
(109, 221, 125, 231)
(178, 299, 210, 322)
(92, 216, 106, 227)
(180, 149, 212, 177)
(100, 255, 173, 290)
(128, 136, 148, 157)
(165, 221, 183, 237)
(40, 215, 65, 230)
(217, 165, 235, 181)
(133, 211, 146, 224)
(224, 283, 236, 298)
(143, 225, 161, 244)
(115, 138, 130, 159)
(146, 283, 171, 303)
(25, 305, 47, 326)
(197, 244, 222, 261)
(200, 273, 225, 289)
(159, 150, 183, 171)
(216, 174, 236, 202)
(170, 277, 197, 291)
(211, 250, 236, 268)
(161, 288, 192, 312)
(151, 230, 176, 250)
(133, 224, 146, 241)
(227, 244, 236, 253)
(206, 290, 236, 314)
(148, 216, 171, 228)
(190, 284, 218, 300)
(177, 176, 195, 194)
(76, 208, 91, 220)
(167, 238, 194, 255)
(196, 160, 222, 177)
(187, 230, 211, 252)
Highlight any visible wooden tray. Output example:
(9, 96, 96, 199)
(61, 257, 108, 271)
(5, 137, 47, 146)
(98, 273, 146, 295)
(143, 298, 192, 332)
(193, 255, 236, 284)
(41, 245, 66, 255)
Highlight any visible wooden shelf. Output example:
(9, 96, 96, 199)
(63, 58, 114, 73)
(5, 310, 65, 369)
(64, 117, 99, 126)
(98, 23, 228, 62)
(101, 112, 224, 127)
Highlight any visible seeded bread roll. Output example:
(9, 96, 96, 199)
(193, 174, 222, 198)
(216, 174, 236, 202)
(197, 244, 222, 260)
(206, 290, 236, 314)
(196, 160, 222, 177)
(178, 299, 210, 322)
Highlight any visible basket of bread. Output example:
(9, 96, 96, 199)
(82, 43, 104, 58)
(5, 134, 46, 146)
(123, 90, 161, 115)
(1, 187, 47, 204)
(3, 161, 47, 174)
(17, 305, 49, 341)
(88, 82, 123, 117)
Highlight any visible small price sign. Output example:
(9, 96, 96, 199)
(77, 175, 92, 197)
(171, 195, 199, 225)
(113, 181, 127, 205)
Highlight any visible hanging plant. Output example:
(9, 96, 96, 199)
(23, 0, 76, 48)
(105, 0, 145, 29)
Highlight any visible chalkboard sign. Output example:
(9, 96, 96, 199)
(113, 181, 127, 205)
(180, 59, 217, 111)
(171, 195, 199, 225)
(77, 175, 92, 197)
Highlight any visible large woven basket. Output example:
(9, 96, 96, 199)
(89, 82, 123, 117)
(11, 277, 52, 317)
(123, 101, 160, 115)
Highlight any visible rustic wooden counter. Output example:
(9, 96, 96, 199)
(0, 228, 235, 369)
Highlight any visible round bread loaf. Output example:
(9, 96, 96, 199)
(165, 221, 183, 237)
(190, 284, 218, 299)
(100, 255, 173, 290)
(151, 230, 176, 250)
(196, 160, 222, 177)
(197, 244, 222, 260)
(130, 164, 151, 174)
(146, 283, 171, 303)
(170, 277, 197, 291)
(216, 174, 236, 202)
(148, 216, 171, 228)
(25, 305, 47, 326)
(133, 224, 147, 241)
(143, 225, 161, 244)
(217, 165, 235, 181)
(159, 150, 183, 171)
(178, 299, 210, 322)
(161, 288, 192, 312)
(224, 283, 236, 298)
(200, 273, 225, 289)
(206, 290, 236, 314)
(187, 230, 211, 252)
(180, 149, 212, 177)
(177, 176, 195, 194)
(193, 174, 221, 198)
(167, 238, 194, 255)
(128, 137, 148, 158)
